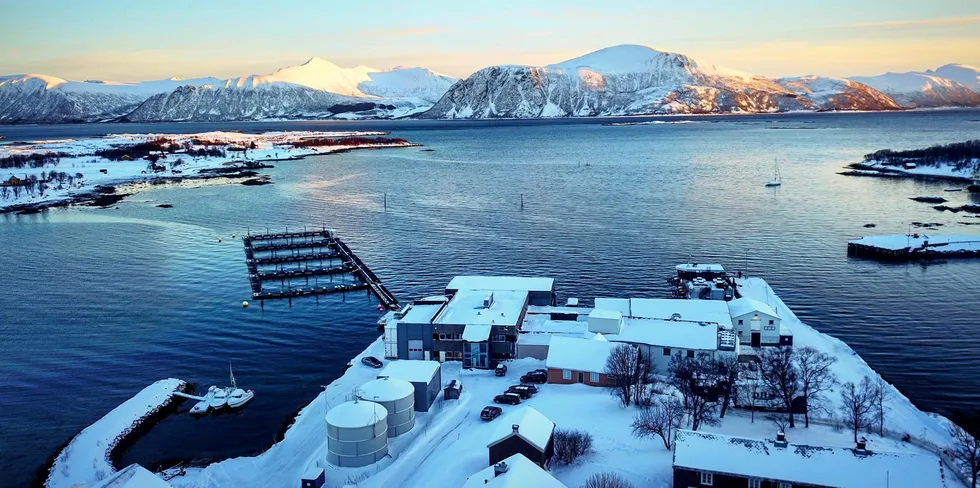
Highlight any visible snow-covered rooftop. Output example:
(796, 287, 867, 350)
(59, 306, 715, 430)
(628, 298, 732, 326)
(673, 430, 948, 488)
(488, 406, 555, 452)
(727, 297, 778, 319)
(379, 360, 441, 384)
(447, 276, 555, 293)
(589, 308, 623, 320)
(435, 289, 528, 326)
(462, 453, 567, 488)
(357, 377, 415, 403)
(462, 324, 493, 342)
(594, 298, 631, 317)
(546, 336, 617, 373)
(325, 400, 387, 429)
(604, 317, 720, 351)
(400, 303, 445, 324)
(91, 464, 172, 488)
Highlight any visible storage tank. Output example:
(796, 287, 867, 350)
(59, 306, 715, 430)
(356, 377, 416, 437)
(325, 400, 388, 467)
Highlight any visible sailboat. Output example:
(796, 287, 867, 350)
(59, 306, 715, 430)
(765, 158, 782, 187)
(226, 362, 254, 409)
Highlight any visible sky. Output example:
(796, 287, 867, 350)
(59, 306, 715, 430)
(1, 0, 979, 82)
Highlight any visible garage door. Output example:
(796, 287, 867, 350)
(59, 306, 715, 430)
(408, 340, 424, 360)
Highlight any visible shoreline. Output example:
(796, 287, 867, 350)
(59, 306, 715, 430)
(0, 132, 422, 215)
(49, 277, 969, 488)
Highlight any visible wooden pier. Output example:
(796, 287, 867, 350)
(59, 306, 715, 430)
(242, 228, 399, 309)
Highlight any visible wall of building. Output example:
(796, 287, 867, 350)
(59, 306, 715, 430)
(397, 322, 433, 360)
(489, 434, 554, 468)
(517, 343, 549, 360)
(625, 343, 734, 374)
(732, 312, 781, 346)
(547, 368, 614, 387)
(673, 467, 827, 488)
(528, 290, 556, 306)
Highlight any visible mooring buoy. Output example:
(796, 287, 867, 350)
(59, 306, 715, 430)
(242, 301, 249, 308)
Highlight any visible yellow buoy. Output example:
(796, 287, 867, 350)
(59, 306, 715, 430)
(218, 238, 222, 243)
(242, 301, 249, 308)
(232, 234, 236, 238)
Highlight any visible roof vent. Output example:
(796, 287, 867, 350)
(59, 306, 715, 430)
(774, 431, 788, 448)
(494, 461, 509, 477)
(483, 292, 495, 309)
(670, 313, 682, 321)
(512, 424, 520, 433)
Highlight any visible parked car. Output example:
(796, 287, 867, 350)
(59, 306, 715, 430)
(480, 406, 503, 421)
(495, 363, 508, 376)
(361, 356, 384, 368)
(506, 385, 534, 399)
(520, 371, 548, 384)
(493, 393, 522, 405)
(517, 384, 538, 394)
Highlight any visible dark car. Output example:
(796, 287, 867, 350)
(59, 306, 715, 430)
(493, 393, 522, 405)
(481, 406, 503, 421)
(495, 363, 508, 376)
(520, 371, 548, 384)
(361, 356, 384, 368)
(518, 384, 538, 394)
(506, 385, 535, 399)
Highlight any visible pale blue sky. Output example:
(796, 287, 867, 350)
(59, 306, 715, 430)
(1, 0, 978, 81)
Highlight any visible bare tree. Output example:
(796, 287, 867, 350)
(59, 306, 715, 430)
(839, 376, 876, 443)
(745, 378, 760, 423)
(631, 354, 655, 407)
(871, 376, 889, 437)
(583, 472, 635, 488)
(759, 346, 800, 428)
(668, 352, 719, 431)
(631, 396, 684, 450)
(795, 346, 837, 428)
(604, 344, 642, 407)
(553, 428, 595, 465)
(716, 354, 739, 418)
(767, 411, 789, 433)
(948, 411, 980, 488)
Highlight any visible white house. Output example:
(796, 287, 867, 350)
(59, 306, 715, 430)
(727, 297, 792, 347)
(463, 453, 567, 488)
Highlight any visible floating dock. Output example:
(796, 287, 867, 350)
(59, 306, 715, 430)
(848, 234, 980, 261)
(243, 227, 399, 309)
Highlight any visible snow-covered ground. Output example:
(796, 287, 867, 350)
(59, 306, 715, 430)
(849, 234, 980, 252)
(0, 130, 417, 212)
(853, 158, 980, 180)
(55, 277, 969, 488)
(46, 378, 185, 488)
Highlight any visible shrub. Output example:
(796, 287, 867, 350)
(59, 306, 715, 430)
(553, 428, 594, 465)
(582, 472, 634, 488)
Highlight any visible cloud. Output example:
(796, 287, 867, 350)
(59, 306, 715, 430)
(835, 15, 980, 29)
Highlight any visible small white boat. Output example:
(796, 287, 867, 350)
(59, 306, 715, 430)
(765, 157, 782, 187)
(208, 387, 230, 410)
(225, 363, 254, 409)
(944, 187, 963, 192)
(227, 388, 254, 408)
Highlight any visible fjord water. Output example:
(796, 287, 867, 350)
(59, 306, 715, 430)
(2, 111, 980, 485)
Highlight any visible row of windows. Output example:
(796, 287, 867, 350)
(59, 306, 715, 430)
(737, 319, 776, 325)
(700, 472, 790, 488)
(434, 334, 512, 342)
(560, 369, 599, 383)
(662, 347, 696, 358)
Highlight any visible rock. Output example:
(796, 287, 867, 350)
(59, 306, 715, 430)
(863, 223, 877, 228)
(156, 204, 173, 208)
(240, 178, 271, 186)
(910, 196, 947, 203)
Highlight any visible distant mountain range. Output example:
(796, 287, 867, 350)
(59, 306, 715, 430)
(1, 45, 978, 124)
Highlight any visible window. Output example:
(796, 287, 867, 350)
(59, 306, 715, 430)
(686, 350, 695, 358)
(764, 325, 776, 331)
(778, 483, 791, 488)
(769, 319, 775, 325)
(748, 479, 761, 488)
(590, 372, 599, 383)
(699, 472, 713, 485)
(738, 319, 744, 325)
(562, 369, 571, 380)
(494, 334, 507, 342)
(438, 333, 446, 340)
(663, 347, 671, 356)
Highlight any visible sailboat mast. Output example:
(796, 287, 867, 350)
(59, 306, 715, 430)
(229, 362, 237, 388)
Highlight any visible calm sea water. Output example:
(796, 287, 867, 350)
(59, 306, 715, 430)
(2, 111, 980, 486)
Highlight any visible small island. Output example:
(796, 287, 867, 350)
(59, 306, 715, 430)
(840, 139, 980, 189)
(0, 131, 420, 213)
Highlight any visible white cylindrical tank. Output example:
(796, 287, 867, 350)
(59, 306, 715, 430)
(325, 400, 389, 467)
(357, 378, 416, 437)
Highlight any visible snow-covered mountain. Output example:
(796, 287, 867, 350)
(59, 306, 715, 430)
(420, 45, 900, 119)
(849, 66, 980, 108)
(0, 59, 458, 123)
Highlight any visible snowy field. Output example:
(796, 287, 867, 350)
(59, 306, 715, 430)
(0, 130, 416, 212)
(59, 277, 969, 488)
(46, 378, 185, 488)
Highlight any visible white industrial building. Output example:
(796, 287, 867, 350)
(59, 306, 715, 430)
(727, 297, 793, 347)
(325, 400, 389, 467)
(356, 377, 416, 437)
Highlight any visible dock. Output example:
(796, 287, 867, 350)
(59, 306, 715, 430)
(848, 234, 980, 261)
(242, 227, 399, 309)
